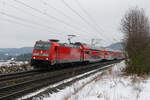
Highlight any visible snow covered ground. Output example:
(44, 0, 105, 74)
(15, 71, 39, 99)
(0, 60, 28, 67)
(0, 60, 32, 74)
(43, 61, 150, 100)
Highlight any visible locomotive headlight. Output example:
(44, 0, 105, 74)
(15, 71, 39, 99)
(46, 58, 49, 60)
(33, 57, 36, 59)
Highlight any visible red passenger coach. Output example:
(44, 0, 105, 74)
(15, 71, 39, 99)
(112, 50, 123, 60)
(90, 49, 103, 62)
(80, 44, 91, 61)
(90, 49, 114, 62)
(31, 40, 90, 68)
(100, 49, 110, 60)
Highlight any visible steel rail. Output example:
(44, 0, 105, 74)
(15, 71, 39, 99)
(0, 60, 122, 100)
(0, 71, 40, 82)
(29, 61, 118, 99)
(0, 69, 39, 80)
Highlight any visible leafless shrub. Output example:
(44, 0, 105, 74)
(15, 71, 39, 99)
(108, 67, 112, 75)
(141, 73, 148, 80)
(121, 7, 150, 75)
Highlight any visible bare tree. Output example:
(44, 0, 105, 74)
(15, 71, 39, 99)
(121, 7, 150, 75)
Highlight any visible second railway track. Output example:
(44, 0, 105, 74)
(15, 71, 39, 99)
(0, 70, 40, 82)
(0, 60, 123, 100)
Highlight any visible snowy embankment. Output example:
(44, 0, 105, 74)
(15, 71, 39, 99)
(0, 61, 32, 74)
(43, 61, 150, 100)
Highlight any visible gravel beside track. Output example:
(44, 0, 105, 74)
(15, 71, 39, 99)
(0, 60, 122, 100)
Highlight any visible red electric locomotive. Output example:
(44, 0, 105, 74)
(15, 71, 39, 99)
(31, 39, 90, 68)
(31, 39, 124, 68)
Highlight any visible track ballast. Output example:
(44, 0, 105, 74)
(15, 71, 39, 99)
(0, 60, 123, 100)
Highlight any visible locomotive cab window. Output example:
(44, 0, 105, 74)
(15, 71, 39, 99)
(34, 42, 50, 50)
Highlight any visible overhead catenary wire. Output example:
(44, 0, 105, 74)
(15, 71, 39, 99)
(0, 16, 37, 30)
(75, 0, 105, 36)
(75, 0, 117, 44)
(0, 0, 116, 45)
(13, 0, 108, 43)
(61, 0, 94, 29)
(40, 0, 94, 33)
(0, 15, 96, 44)
(0, 16, 78, 43)
(0, 12, 69, 36)
(0, 16, 62, 36)
(0, 1, 55, 26)
(39, 0, 87, 35)
(0, 11, 66, 34)
(0, 1, 92, 43)
(0, 0, 83, 37)
(14, 0, 92, 35)
(61, 0, 105, 39)
(40, 0, 73, 21)
(0, 0, 67, 33)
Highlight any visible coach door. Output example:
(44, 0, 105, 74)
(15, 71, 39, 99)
(54, 46, 58, 63)
(84, 50, 90, 61)
(80, 50, 84, 62)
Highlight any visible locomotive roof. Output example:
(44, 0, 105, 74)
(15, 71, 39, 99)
(36, 40, 91, 49)
(36, 40, 50, 43)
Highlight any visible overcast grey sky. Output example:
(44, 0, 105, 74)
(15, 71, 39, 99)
(0, 0, 150, 48)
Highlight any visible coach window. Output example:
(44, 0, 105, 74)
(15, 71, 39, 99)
(85, 51, 89, 55)
(55, 46, 57, 51)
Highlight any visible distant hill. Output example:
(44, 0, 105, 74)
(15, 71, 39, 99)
(0, 47, 33, 60)
(106, 42, 123, 50)
(16, 53, 32, 61)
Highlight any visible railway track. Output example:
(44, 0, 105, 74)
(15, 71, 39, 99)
(0, 60, 122, 100)
(0, 70, 40, 82)
(25, 60, 120, 100)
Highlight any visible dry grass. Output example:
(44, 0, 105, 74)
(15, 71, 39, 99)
(130, 74, 148, 84)
(141, 73, 149, 80)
